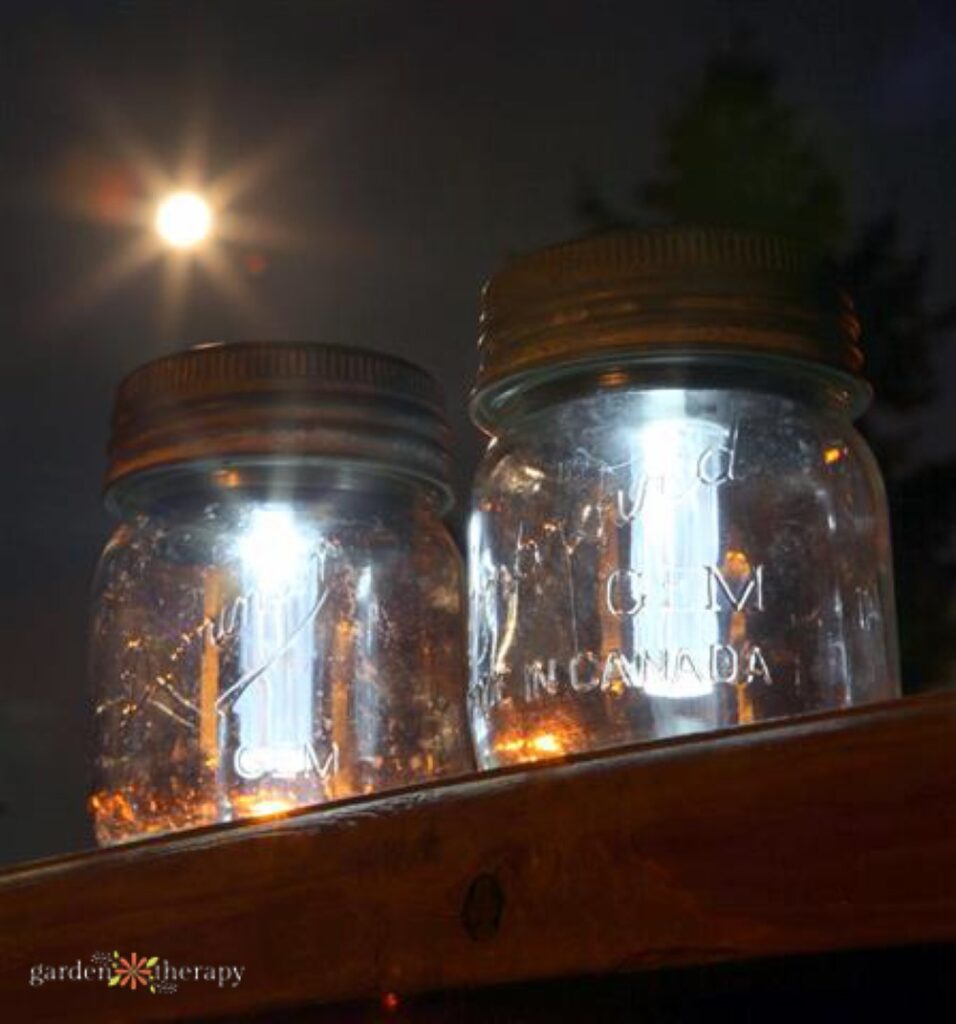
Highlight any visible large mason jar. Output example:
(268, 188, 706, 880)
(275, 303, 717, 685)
(468, 229, 900, 768)
(90, 342, 471, 845)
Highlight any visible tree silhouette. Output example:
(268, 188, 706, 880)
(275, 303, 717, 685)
(644, 53, 844, 248)
(841, 214, 956, 688)
(578, 48, 956, 690)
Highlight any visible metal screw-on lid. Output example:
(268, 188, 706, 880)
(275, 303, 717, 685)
(107, 341, 452, 505)
(473, 227, 863, 425)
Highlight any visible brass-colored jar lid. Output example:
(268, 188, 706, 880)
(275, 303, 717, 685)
(472, 227, 862, 425)
(107, 341, 452, 505)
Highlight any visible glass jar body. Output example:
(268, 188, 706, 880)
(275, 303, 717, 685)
(90, 467, 470, 845)
(469, 370, 900, 767)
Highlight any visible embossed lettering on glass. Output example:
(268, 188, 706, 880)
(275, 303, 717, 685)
(90, 342, 471, 844)
(468, 229, 900, 767)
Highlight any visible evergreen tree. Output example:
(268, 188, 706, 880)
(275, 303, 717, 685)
(643, 53, 844, 248)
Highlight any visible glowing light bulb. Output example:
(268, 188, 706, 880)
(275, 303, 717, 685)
(824, 446, 845, 465)
(155, 191, 213, 248)
(529, 733, 563, 755)
(246, 798, 293, 818)
(494, 731, 566, 761)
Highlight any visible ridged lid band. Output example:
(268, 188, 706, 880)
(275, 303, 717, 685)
(107, 342, 452, 506)
(473, 227, 863, 426)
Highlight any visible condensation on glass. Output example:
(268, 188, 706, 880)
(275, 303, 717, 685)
(468, 228, 900, 768)
(90, 342, 471, 845)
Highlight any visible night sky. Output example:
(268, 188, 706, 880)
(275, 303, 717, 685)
(1, 0, 954, 864)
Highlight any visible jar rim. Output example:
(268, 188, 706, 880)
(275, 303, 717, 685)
(104, 454, 455, 517)
(470, 349, 872, 431)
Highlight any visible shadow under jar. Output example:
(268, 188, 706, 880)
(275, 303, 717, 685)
(468, 228, 900, 768)
(90, 342, 471, 846)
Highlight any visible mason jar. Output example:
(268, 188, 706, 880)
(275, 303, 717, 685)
(90, 342, 471, 845)
(468, 229, 900, 768)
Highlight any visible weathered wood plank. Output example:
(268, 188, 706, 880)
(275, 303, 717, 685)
(1, 693, 954, 1022)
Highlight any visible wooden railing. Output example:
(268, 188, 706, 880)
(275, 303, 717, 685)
(1, 692, 954, 1021)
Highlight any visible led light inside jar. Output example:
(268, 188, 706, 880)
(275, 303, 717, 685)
(220, 507, 328, 817)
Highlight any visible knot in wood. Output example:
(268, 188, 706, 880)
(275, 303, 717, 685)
(461, 873, 504, 941)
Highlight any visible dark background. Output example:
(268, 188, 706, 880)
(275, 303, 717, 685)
(1, 0, 954, 865)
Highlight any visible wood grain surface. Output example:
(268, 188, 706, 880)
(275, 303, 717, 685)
(1, 693, 954, 1022)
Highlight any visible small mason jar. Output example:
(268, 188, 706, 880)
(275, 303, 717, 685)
(468, 229, 900, 768)
(90, 342, 471, 845)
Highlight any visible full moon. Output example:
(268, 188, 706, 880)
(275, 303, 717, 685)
(155, 191, 213, 248)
